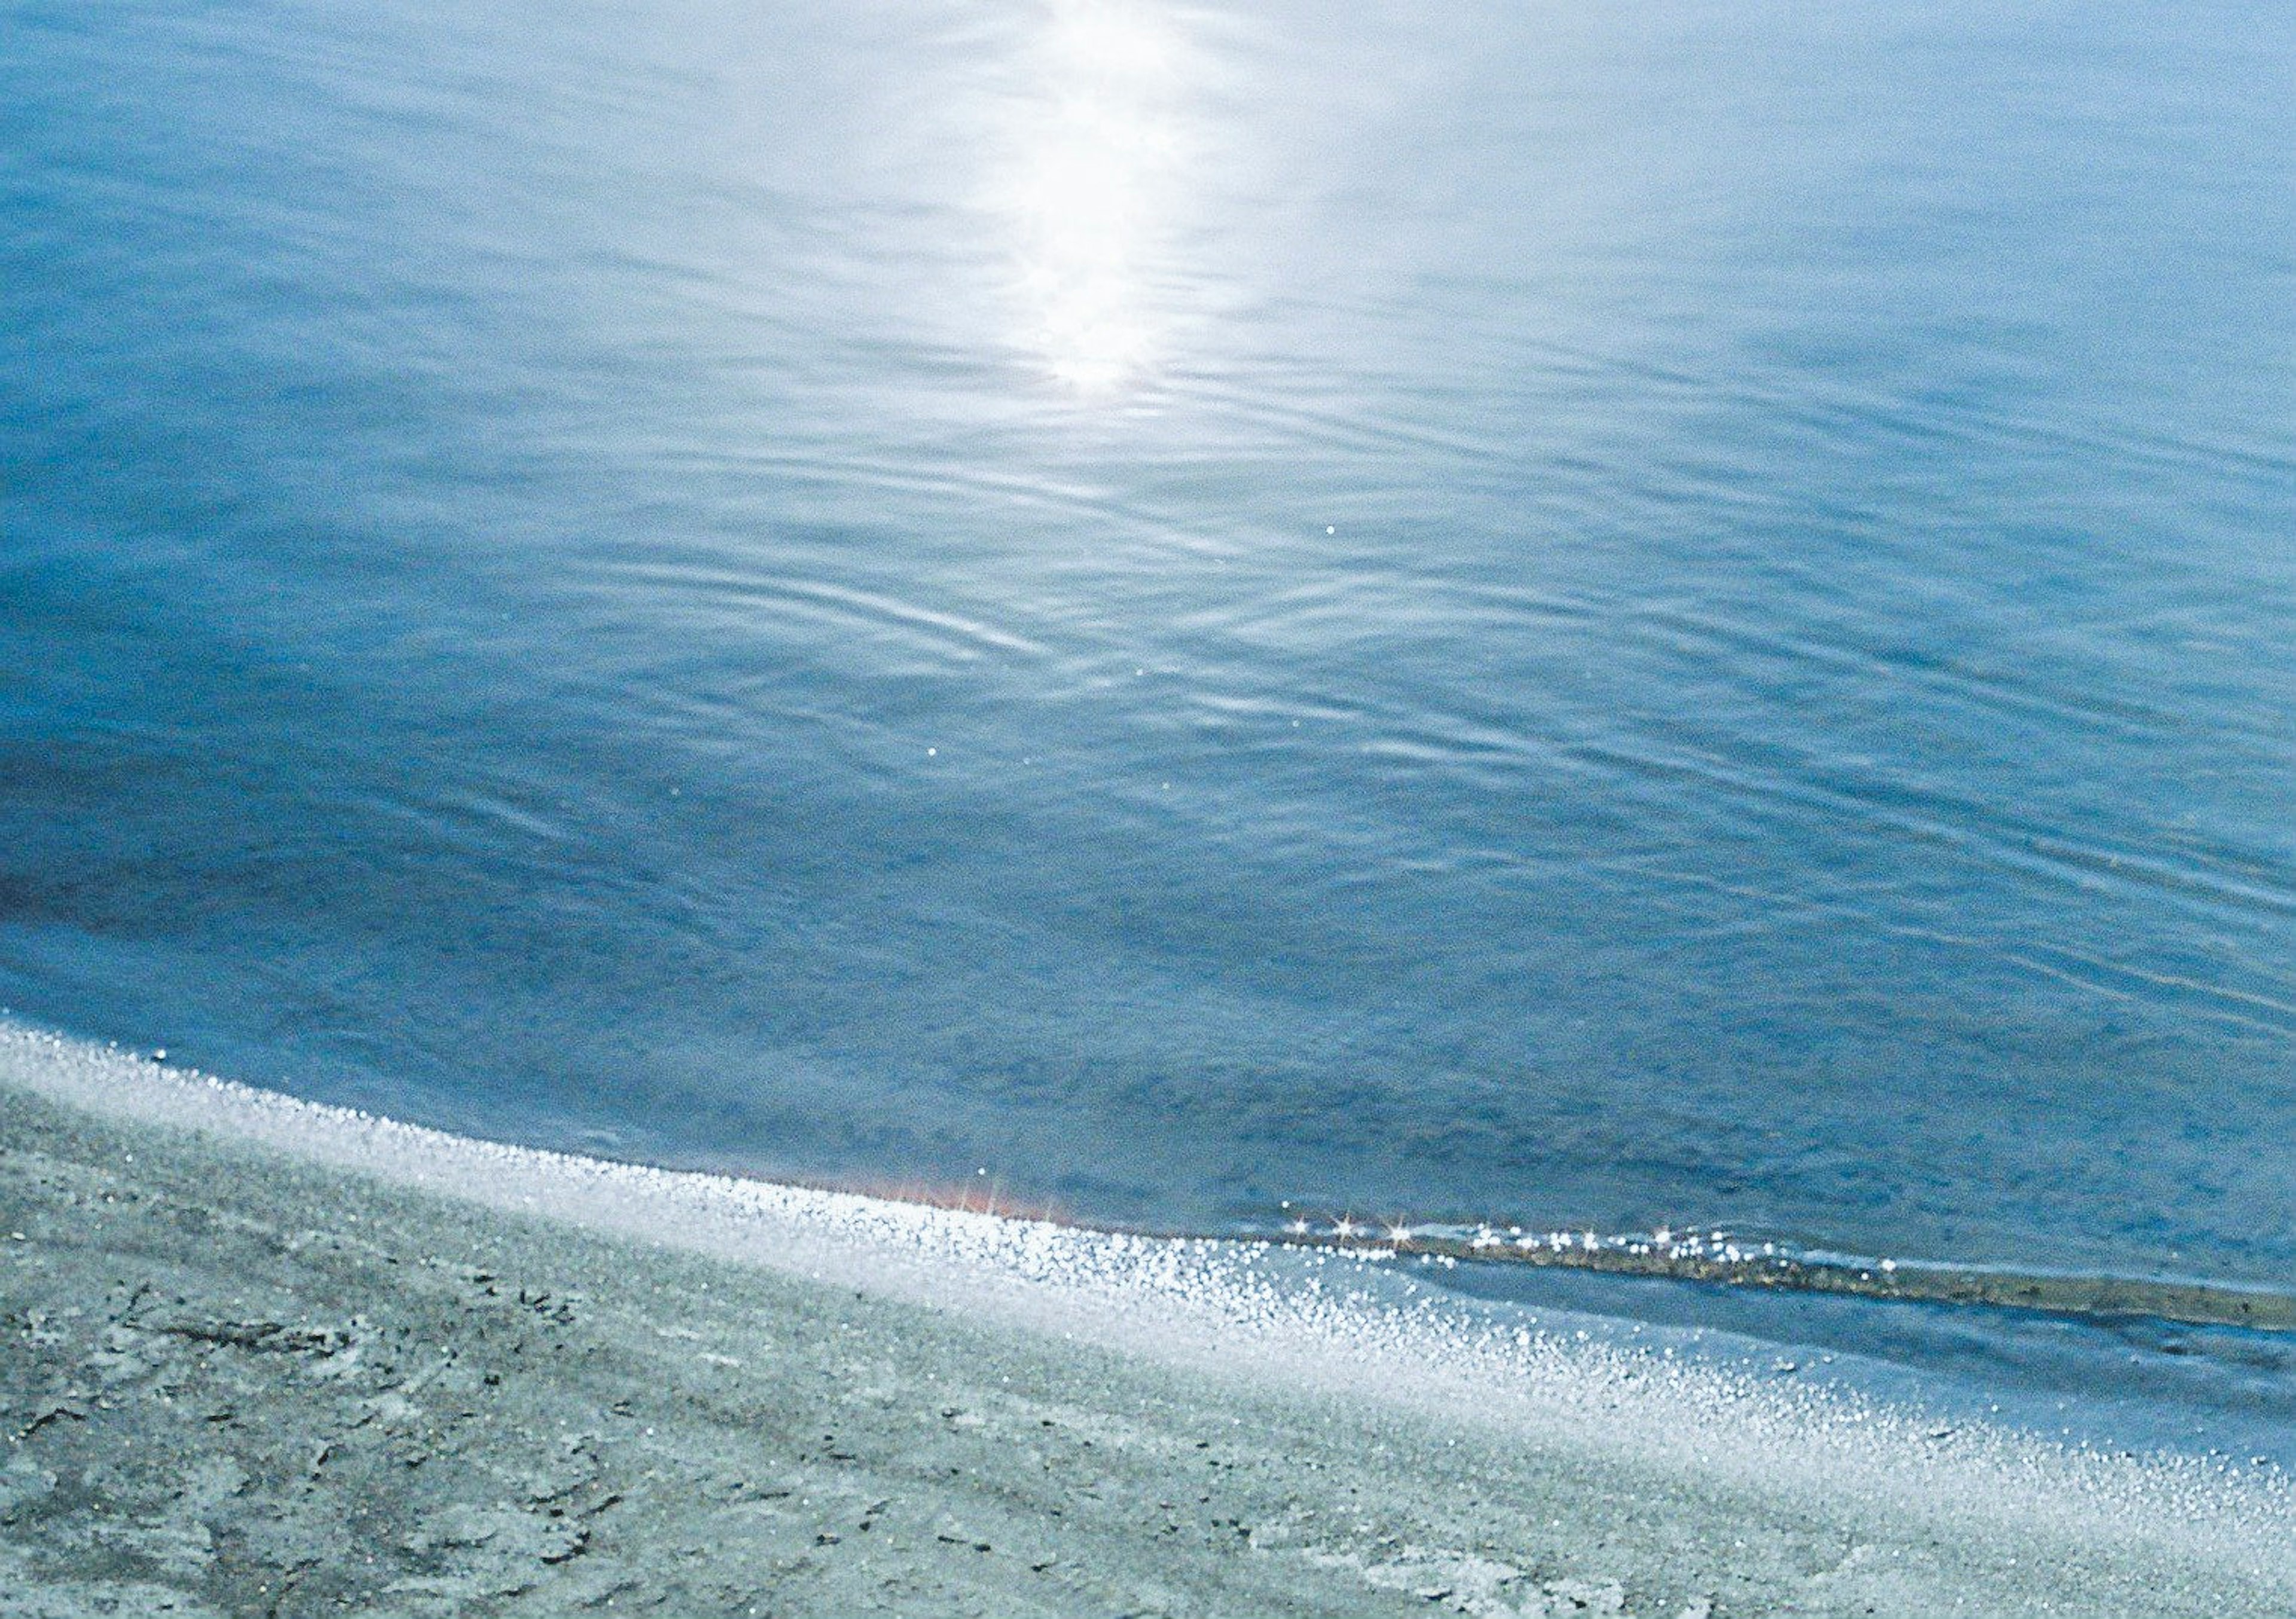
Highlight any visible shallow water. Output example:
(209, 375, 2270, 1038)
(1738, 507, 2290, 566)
(4, 0, 2293, 1330)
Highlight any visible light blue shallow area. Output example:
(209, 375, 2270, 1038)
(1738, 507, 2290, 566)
(3, 0, 2292, 1316)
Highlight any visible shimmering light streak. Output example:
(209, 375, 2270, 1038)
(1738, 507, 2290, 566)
(999, 0, 1189, 390)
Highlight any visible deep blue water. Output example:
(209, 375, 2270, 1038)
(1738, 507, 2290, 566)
(4, 0, 2293, 1311)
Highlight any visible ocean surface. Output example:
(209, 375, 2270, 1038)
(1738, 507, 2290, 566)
(4, 0, 2292, 1447)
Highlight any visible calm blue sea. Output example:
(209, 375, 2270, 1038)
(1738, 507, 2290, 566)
(4, 0, 2293, 1431)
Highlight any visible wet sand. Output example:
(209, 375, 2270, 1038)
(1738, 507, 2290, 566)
(2, 1028, 2292, 1618)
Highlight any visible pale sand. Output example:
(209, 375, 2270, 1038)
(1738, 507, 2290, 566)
(2, 1024, 2291, 1617)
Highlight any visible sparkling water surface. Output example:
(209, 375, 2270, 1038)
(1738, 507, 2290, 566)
(5, 0, 2294, 1320)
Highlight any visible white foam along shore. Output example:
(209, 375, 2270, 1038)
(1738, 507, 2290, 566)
(2, 1020, 2292, 1618)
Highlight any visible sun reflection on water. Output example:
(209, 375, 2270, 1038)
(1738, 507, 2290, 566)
(1001, 0, 1189, 392)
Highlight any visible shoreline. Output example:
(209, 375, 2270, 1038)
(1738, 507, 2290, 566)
(3, 1025, 2292, 1617)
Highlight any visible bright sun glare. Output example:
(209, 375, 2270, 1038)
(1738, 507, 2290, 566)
(1006, 0, 1186, 392)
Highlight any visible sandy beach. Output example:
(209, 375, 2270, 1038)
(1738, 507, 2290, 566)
(2, 1026, 2291, 1618)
